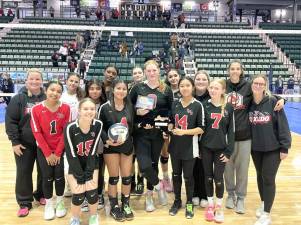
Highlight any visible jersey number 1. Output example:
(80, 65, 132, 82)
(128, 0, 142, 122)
(50, 120, 57, 134)
(211, 113, 222, 129)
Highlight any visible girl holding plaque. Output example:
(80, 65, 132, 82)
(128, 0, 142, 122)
(129, 60, 173, 212)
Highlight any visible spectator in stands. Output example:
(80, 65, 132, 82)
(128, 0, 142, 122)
(68, 56, 77, 72)
(51, 50, 60, 67)
(275, 76, 284, 94)
(75, 6, 81, 18)
(119, 41, 128, 59)
(95, 7, 102, 20)
(0, 8, 4, 16)
(1, 73, 14, 105)
(7, 8, 14, 17)
(132, 39, 138, 54)
(189, 39, 195, 58)
(177, 13, 185, 27)
(83, 30, 91, 49)
(170, 33, 178, 48)
(137, 41, 144, 56)
(58, 43, 68, 62)
(169, 46, 178, 66)
(159, 49, 167, 65)
(151, 10, 156, 20)
(85, 8, 90, 19)
(287, 76, 295, 95)
(78, 59, 86, 79)
(163, 41, 170, 56)
(112, 8, 119, 19)
(75, 32, 84, 53)
(49, 7, 54, 18)
(69, 39, 77, 58)
(107, 35, 113, 50)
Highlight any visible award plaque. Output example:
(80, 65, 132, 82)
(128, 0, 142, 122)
(136, 95, 155, 110)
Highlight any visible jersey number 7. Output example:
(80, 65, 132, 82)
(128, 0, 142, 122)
(211, 113, 222, 129)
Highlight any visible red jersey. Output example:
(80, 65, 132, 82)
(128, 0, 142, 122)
(31, 101, 71, 157)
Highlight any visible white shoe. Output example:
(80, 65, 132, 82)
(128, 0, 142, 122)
(254, 212, 271, 225)
(69, 217, 81, 225)
(200, 199, 209, 208)
(145, 191, 156, 212)
(44, 199, 55, 220)
(214, 205, 224, 223)
(56, 199, 67, 218)
(192, 197, 200, 206)
(89, 214, 99, 225)
(156, 180, 167, 206)
(256, 202, 264, 218)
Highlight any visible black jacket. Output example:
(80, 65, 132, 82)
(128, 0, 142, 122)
(249, 95, 291, 153)
(226, 78, 252, 141)
(5, 87, 46, 147)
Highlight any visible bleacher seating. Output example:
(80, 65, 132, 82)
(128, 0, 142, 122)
(260, 22, 301, 68)
(21, 17, 96, 26)
(188, 22, 251, 29)
(192, 23, 291, 80)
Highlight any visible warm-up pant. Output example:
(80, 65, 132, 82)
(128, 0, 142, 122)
(14, 145, 44, 208)
(224, 139, 251, 199)
(37, 149, 65, 199)
(193, 157, 207, 200)
(251, 150, 281, 213)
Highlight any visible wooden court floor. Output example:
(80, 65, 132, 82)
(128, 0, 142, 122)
(0, 124, 300, 225)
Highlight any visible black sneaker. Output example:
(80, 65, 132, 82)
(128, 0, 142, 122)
(97, 194, 105, 210)
(169, 200, 182, 216)
(122, 203, 134, 220)
(185, 203, 194, 219)
(134, 182, 144, 196)
(110, 205, 125, 221)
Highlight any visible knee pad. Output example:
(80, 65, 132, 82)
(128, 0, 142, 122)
(86, 189, 98, 205)
(160, 155, 169, 164)
(141, 166, 159, 186)
(122, 176, 132, 185)
(108, 176, 119, 185)
(72, 193, 85, 206)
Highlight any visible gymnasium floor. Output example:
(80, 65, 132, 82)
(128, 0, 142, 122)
(0, 102, 301, 225)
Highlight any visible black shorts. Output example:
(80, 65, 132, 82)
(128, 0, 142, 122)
(103, 138, 133, 156)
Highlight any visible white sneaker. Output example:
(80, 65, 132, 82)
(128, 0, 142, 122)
(56, 199, 67, 218)
(69, 217, 81, 225)
(44, 199, 55, 220)
(156, 180, 168, 206)
(145, 191, 156, 212)
(192, 197, 200, 206)
(89, 214, 99, 225)
(254, 212, 271, 225)
(200, 199, 209, 208)
(256, 202, 264, 218)
(214, 205, 224, 223)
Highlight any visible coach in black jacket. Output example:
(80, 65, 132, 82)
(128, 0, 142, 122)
(5, 69, 45, 217)
(249, 74, 291, 225)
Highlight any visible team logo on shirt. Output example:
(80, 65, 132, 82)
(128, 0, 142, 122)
(186, 108, 193, 116)
(226, 92, 245, 110)
(90, 132, 95, 137)
(24, 103, 36, 114)
(57, 113, 65, 119)
(249, 111, 271, 125)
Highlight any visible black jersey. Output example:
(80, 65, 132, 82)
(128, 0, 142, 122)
(201, 100, 235, 158)
(129, 81, 173, 127)
(98, 101, 134, 154)
(64, 119, 104, 184)
(195, 90, 210, 104)
(173, 90, 182, 101)
(169, 98, 205, 160)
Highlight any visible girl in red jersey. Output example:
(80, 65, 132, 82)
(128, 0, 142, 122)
(31, 81, 71, 220)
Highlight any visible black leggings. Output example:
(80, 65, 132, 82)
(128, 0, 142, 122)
(134, 129, 164, 191)
(37, 149, 65, 199)
(251, 150, 281, 213)
(14, 145, 43, 208)
(171, 156, 195, 203)
(202, 148, 226, 199)
(98, 154, 105, 195)
(193, 157, 207, 200)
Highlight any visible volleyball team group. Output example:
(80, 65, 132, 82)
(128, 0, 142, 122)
(5, 59, 292, 225)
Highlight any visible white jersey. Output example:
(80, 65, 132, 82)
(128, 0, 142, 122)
(61, 92, 79, 121)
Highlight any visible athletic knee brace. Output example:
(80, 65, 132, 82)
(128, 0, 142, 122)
(109, 176, 119, 185)
(160, 155, 169, 164)
(122, 176, 132, 185)
(86, 189, 98, 205)
(72, 193, 85, 206)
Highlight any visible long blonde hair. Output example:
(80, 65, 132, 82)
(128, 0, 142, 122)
(144, 60, 166, 93)
(211, 79, 227, 116)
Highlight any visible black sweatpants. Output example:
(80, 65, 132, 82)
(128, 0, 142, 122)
(251, 150, 281, 213)
(98, 154, 105, 195)
(193, 157, 207, 200)
(171, 156, 195, 203)
(202, 148, 226, 198)
(14, 145, 44, 208)
(37, 149, 65, 199)
(134, 129, 164, 191)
